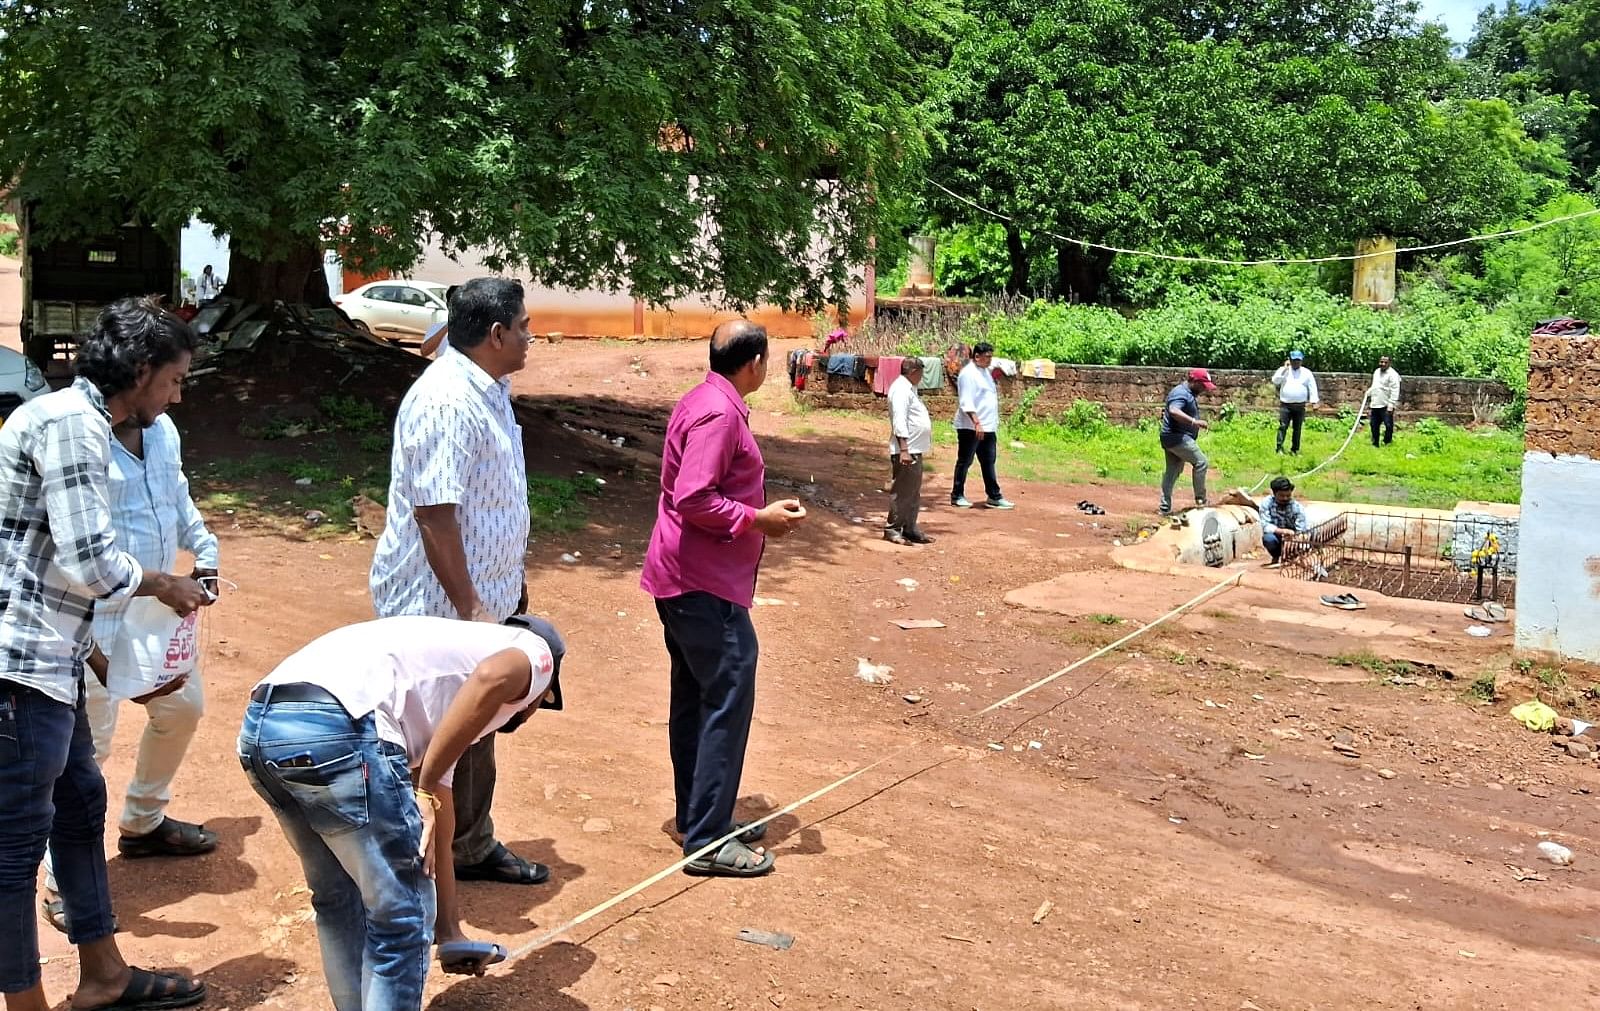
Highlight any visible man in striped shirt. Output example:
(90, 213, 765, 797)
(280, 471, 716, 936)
(0, 299, 212, 1010)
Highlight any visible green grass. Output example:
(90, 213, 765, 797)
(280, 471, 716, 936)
(527, 474, 602, 534)
(1089, 613, 1123, 625)
(195, 448, 602, 537)
(1333, 651, 1417, 679)
(937, 404, 1521, 508)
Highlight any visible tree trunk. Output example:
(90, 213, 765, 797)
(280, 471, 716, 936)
(1055, 243, 1113, 304)
(1004, 225, 1029, 296)
(220, 234, 333, 307)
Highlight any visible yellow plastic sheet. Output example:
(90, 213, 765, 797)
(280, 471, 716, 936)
(1510, 700, 1558, 732)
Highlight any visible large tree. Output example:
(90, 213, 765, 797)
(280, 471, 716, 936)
(1467, 0, 1600, 183)
(925, 0, 1542, 303)
(0, 1, 954, 310)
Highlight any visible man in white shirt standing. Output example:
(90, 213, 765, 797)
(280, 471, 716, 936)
(950, 342, 1014, 510)
(885, 358, 934, 545)
(238, 615, 565, 1010)
(1272, 350, 1319, 455)
(370, 277, 542, 888)
(194, 264, 221, 303)
(1368, 355, 1401, 447)
(41, 412, 221, 930)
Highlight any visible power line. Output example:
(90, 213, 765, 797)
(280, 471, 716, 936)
(930, 180, 1600, 266)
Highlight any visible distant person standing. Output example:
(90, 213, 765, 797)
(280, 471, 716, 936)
(950, 342, 1014, 510)
(1368, 355, 1401, 447)
(885, 358, 934, 546)
(1272, 350, 1318, 454)
(642, 320, 807, 877)
(1158, 368, 1216, 516)
(195, 264, 221, 303)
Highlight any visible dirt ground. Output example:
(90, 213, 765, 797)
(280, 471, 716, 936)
(26, 334, 1600, 1010)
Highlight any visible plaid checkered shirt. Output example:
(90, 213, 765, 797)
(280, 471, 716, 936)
(0, 378, 144, 703)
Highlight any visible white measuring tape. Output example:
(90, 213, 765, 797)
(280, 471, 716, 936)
(1243, 391, 1372, 495)
(930, 180, 1600, 266)
(495, 572, 1244, 966)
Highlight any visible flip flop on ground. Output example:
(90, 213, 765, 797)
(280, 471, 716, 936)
(73, 967, 204, 1010)
(1464, 605, 1505, 623)
(1319, 593, 1367, 611)
(684, 839, 775, 878)
(455, 842, 550, 885)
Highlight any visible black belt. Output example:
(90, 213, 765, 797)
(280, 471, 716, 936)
(250, 683, 340, 705)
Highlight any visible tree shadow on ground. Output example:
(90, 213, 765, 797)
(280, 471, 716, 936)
(106, 815, 262, 939)
(427, 940, 595, 1010)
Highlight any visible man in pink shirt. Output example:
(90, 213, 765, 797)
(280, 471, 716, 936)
(641, 320, 806, 877)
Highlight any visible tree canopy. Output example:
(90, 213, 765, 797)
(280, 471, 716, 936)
(0, 1, 955, 309)
(921, 0, 1567, 302)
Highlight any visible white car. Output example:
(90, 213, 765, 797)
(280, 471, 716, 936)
(334, 280, 450, 339)
(0, 345, 49, 423)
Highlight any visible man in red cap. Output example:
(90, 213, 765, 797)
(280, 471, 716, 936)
(1158, 368, 1217, 515)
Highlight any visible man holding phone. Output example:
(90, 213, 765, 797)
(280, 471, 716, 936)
(642, 320, 805, 878)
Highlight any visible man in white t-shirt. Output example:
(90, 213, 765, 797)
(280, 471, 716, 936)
(237, 615, 565, 1010)
(950, 342, 1014, 510)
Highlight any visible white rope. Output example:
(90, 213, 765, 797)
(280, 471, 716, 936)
(495, 574, 1242, 966)
(1244, 390, 1371, 495)
(930, 181, 1600, 266)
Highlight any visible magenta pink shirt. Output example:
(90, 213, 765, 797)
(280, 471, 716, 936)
(640, 372, 767, 608)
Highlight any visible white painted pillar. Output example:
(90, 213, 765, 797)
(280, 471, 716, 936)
(1515, 329, 1600, 661)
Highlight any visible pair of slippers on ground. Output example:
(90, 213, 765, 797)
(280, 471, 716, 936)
(1464, 601, 1508, 623)
(1320, 592, 1367, 611)
(1077, 500, 1106, 516)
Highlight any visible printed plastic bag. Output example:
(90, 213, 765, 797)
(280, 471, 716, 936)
(106, 597, 199, 700)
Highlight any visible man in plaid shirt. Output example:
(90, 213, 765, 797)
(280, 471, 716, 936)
(0, 299, 212, 1010)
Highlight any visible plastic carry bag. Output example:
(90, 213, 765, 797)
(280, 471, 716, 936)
(105, 597, 199, 700)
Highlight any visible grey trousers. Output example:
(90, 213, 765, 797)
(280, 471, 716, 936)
(886, 454, 924, 536)
(1159, 436, 1209, 513)
(451, 727, 499, 866)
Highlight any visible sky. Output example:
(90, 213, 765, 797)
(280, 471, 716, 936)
(1418, 0, 1488, 43)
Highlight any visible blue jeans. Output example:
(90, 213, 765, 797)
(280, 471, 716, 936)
(1263, 531, 1283, 562)
(655, 593, 759, 854)
(0, 680, 117, 993)
(239, 696, 434, 1011)
(1159, 436, 1209, 513)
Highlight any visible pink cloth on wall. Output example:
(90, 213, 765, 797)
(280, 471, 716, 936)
(873, 355, 905, 395)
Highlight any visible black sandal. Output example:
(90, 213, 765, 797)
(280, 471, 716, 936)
(684, 840, 775, 878)
(454, 842, 550, 885)
(117, 818, 218, 859)
(76, 966, 205, 1010)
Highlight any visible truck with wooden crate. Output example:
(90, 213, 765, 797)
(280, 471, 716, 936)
(15, 201, 180, 373)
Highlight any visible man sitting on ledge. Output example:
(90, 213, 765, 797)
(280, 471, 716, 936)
(1258, 477, 1310, 565)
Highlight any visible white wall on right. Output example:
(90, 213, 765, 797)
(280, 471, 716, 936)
(1515, 452, 1600, 662)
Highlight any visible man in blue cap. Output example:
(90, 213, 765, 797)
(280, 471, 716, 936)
(1271, 351, 1318, 455)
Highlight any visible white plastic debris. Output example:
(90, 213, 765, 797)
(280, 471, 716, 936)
(896, 578, 919, 591)
(1537, 841, 1574, 866)
(855, 658, 894, 685)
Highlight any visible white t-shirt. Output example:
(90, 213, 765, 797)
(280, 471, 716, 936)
(954, 361, 1000, 432)
(254, 616, 554, 785)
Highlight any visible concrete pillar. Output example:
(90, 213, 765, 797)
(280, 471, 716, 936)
(1352, 237, 1396, 306)
(1515, 327, 1600, 661)
(899, 235, 936, 297)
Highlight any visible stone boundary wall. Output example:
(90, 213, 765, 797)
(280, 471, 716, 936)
(798, 359, 1511, 426)
(1524, 332, 1595, 455)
